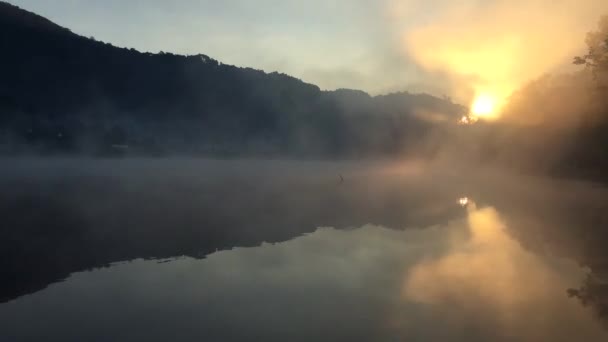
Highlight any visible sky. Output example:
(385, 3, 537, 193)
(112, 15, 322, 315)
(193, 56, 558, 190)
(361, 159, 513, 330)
(7, 0, 608, 100)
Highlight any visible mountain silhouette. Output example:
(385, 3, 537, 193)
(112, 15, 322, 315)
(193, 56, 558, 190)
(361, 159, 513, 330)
(0, 1, 466, 157)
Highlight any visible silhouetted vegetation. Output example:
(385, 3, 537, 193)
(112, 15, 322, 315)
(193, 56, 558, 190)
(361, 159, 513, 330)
(0, 1, 466, 158)
(459, 16, 608, 181)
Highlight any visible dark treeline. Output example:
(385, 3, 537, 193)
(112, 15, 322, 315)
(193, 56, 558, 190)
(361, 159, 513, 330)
(0, 1, 466, 158)
(480, 16, 608, 179)
(1, 0, 608, 176)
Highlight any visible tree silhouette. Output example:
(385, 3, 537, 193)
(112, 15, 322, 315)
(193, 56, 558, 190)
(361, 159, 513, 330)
(574, 16, 608, 85)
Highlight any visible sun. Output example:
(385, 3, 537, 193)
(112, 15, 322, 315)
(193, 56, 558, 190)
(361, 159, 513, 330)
(471, 94, 498, 119)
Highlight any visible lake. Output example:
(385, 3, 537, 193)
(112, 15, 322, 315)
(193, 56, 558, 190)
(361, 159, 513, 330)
(1, 159, 607, 341)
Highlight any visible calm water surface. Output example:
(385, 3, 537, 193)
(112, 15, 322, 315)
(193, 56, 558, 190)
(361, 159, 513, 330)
(1, 159, 607, 341)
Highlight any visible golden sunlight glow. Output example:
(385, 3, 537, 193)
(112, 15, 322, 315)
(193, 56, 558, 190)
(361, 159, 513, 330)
(458, 115, 478, 125)
(400, 0, 606, 124)
(458, 197, 469, 207)
(471, 93, 499, 119)
(401, 204, 599, 335)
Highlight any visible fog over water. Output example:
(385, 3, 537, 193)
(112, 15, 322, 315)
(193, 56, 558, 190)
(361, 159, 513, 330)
(3, 0, 608, 340)
(1, 158, 608, 341)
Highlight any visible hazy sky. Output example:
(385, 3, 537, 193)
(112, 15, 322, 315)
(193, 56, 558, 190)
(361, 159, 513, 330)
(8, 0, 469, 95)
(8, 0, 606, 98)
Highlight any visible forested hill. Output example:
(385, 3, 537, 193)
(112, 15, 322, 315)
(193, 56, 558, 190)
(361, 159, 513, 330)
(0, 1, 466, 157)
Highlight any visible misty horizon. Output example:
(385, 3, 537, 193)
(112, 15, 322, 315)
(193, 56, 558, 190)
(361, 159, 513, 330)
(2, 1, 608, 341)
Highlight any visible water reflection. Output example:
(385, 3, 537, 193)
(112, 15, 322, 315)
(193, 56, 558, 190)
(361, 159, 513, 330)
(0, 159, 467, 303)
(404, 204, 604, 341)
(1, 204, 606, 341)
(1, 160, 608, 341)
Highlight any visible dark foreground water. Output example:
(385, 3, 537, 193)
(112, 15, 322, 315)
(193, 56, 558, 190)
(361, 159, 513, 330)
(1, 159, 608, 341)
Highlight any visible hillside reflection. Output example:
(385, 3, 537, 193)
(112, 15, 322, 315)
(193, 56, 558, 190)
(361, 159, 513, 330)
(1, 159, 608, 340)
(0, 159, 466, 303)
(404, 203, 604, 340)
(2, 199, 607, 341)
